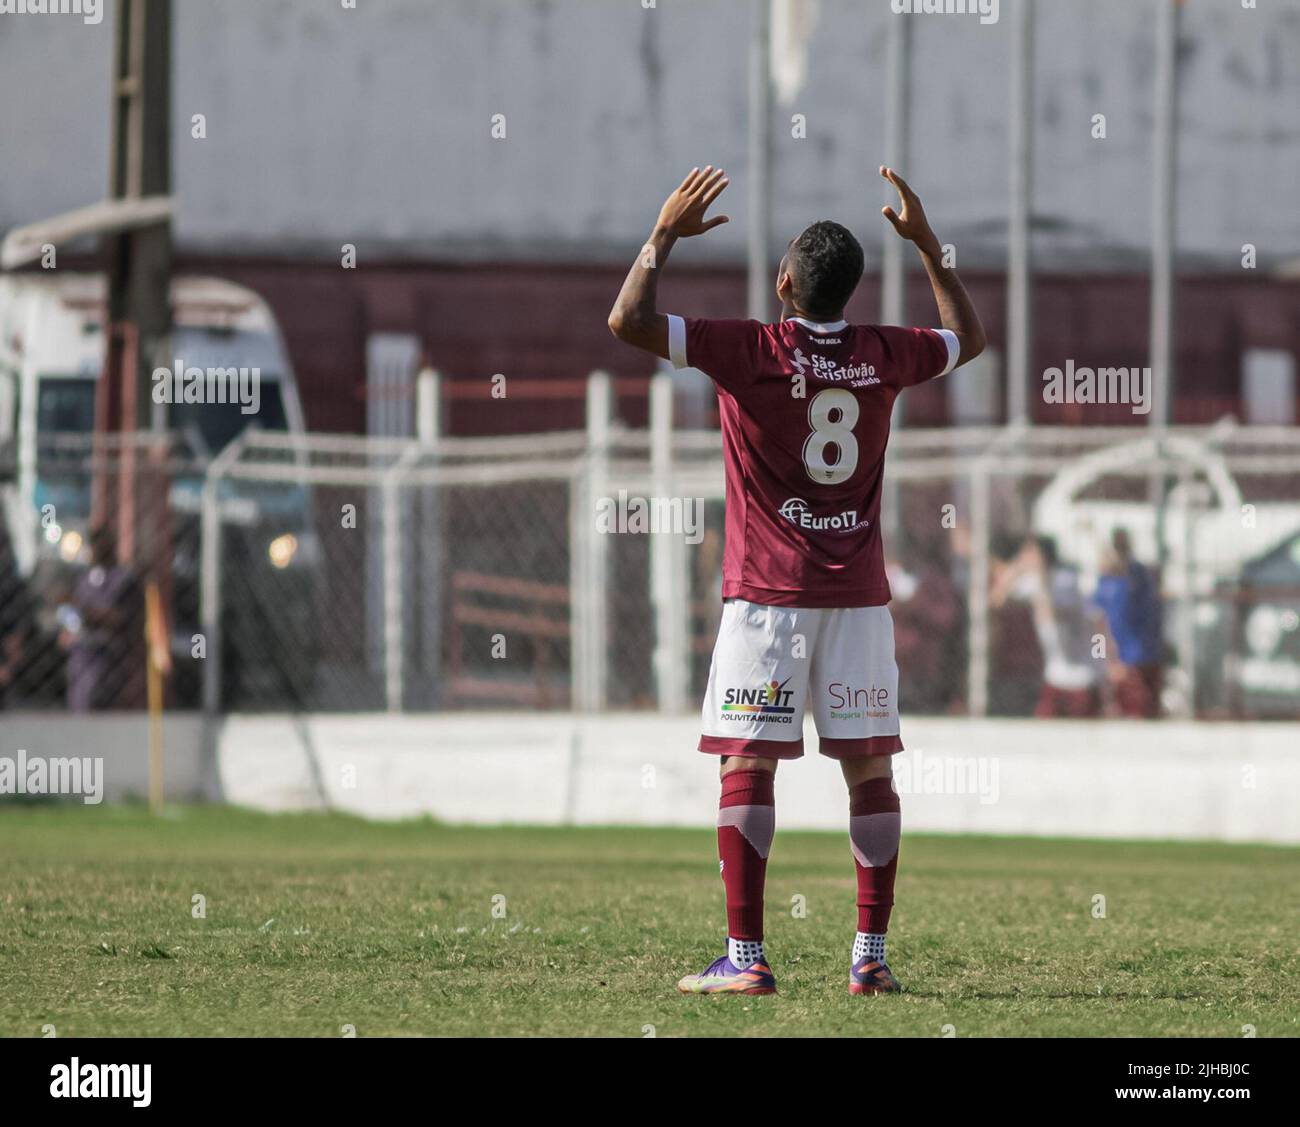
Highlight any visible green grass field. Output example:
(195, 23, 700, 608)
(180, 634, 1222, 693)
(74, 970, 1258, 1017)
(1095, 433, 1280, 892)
(1, 804, 1296, 1038)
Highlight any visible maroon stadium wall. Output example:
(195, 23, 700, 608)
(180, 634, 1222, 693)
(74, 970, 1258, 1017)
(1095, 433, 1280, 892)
(179, 256, 1300, 437)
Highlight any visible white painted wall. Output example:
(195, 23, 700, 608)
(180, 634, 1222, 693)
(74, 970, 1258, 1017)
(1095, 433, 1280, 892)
(2, 0, 1298, 267)
(217, 713, 1300, 844)
(2, 709, 1292, 842)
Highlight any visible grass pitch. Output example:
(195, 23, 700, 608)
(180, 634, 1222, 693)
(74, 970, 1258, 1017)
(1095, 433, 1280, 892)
(0, 805, 1296, 1038)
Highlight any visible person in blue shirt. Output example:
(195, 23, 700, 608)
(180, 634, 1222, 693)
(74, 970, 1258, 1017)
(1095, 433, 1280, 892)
(1093, 528, 1164, 717)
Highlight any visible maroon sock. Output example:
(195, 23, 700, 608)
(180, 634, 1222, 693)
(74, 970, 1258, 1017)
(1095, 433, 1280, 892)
(849, 776, 901, 934)
(716, 768, 775, 942)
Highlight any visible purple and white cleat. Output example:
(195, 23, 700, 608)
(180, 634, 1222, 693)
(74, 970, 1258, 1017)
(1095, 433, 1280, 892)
(676, 955, 777, 995)
(849, 956, 902, 995)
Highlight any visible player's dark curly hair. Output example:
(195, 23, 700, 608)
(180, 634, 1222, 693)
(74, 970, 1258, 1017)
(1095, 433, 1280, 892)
(787, 220, 864, 319)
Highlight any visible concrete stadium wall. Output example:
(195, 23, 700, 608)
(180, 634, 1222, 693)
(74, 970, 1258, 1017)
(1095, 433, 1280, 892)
(215, 714, 1300, 845)
(3, 0, 1299, 268)
(0, 713, 212, 804)
(2, 711, 1293, 843)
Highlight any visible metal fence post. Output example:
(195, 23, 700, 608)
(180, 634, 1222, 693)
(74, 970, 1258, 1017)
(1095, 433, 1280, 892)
(416, 368, 442, 707)
(200, 473, 222, 716)
(650, 372, 688, 712)
(381, 475, 403, 713)
(382, 446, 421, 714)
(200, 434, 247, 716)
(416, 367, 440, 445)
(1175, 459, 1201, 720)
(571, 371, 611, 712)
(967, 459, 991, 717)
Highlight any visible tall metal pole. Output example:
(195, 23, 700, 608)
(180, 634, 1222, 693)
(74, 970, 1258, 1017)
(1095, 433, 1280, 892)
(107, 0, 172, 418)
(1149, 0, 1181, 571)
(881, 13, 911, 331)
(1149, 0, 1179, 433)
(1006, 0, 1035, 425)
(101, 0, 172, 568)
(882, 12, 912, 543)
(747, 0, 773, 321)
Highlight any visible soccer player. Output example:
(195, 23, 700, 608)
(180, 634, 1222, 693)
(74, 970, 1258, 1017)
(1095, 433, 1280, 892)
(607, 166, 985, 996)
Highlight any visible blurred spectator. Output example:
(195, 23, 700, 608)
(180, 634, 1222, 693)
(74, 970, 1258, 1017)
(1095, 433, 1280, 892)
(59, 525, 145, 711)
(888, 536, 965, 714)
(991, 535, 1102, 718)
(1093, 528, 1164, 718)
(987, 532, 1044, 715)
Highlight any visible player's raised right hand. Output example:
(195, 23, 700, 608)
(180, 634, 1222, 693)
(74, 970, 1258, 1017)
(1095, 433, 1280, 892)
(655, 167, 731, 239)
(880, 166, 940, 256)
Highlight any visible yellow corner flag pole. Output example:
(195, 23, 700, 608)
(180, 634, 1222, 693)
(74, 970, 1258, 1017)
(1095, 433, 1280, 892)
(144, 581, 172, 815)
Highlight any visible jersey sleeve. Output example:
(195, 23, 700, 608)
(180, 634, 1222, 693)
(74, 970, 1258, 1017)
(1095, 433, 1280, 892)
(666, 315, 765, 395)
(876, 326, 960, 388)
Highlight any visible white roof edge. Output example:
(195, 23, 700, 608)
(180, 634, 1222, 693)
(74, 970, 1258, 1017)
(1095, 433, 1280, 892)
(1, 196, 174, 271)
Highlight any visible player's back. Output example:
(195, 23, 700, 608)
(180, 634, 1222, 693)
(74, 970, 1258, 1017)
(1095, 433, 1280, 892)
(667, 313, 959, 609)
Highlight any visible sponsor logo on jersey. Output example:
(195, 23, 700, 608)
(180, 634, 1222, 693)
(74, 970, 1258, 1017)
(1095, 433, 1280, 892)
(721, 678, 796, 724)
(778, 497, 870, 534)
(802, 353, 879, 387)
(827, 680, 892, 721)
(788, 348, 878, 388)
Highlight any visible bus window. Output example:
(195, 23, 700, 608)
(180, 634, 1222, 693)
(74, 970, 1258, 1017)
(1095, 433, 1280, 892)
(37, 378, 96, 434)
(170, 381, 288, 455)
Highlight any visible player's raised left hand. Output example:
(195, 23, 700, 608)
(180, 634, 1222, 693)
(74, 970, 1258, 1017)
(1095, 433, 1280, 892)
(655, 167, 730, 238)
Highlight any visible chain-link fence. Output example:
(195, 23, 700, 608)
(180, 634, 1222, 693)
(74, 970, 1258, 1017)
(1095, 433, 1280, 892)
(0, 432, 203, 711)
(3, 387, 1300, 719)
(904, 424, 1300, 719)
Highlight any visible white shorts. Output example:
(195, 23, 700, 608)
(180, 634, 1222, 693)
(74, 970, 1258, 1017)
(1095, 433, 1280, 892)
(699, 599, 903, 760)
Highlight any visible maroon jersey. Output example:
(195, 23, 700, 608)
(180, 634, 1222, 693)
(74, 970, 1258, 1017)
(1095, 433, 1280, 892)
(668, 314, 958, 608)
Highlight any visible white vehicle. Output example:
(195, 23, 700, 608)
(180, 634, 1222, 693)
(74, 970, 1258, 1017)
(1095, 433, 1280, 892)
(0, 273, 309, 574)
(1031, 433, 1300, 599)
(1030, 433, 1300, 717)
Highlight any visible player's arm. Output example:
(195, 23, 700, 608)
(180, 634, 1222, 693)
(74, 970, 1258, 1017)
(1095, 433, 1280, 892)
(880, 166, 986, 368)
(607, 167, 730, 359)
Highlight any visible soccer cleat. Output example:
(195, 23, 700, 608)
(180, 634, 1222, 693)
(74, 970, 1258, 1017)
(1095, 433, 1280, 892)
(676, 955, 777, 995)
(849, 957, 902, 995)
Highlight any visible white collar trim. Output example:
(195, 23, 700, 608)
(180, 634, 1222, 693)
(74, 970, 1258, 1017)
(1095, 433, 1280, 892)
(787, 316, 848, 333)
